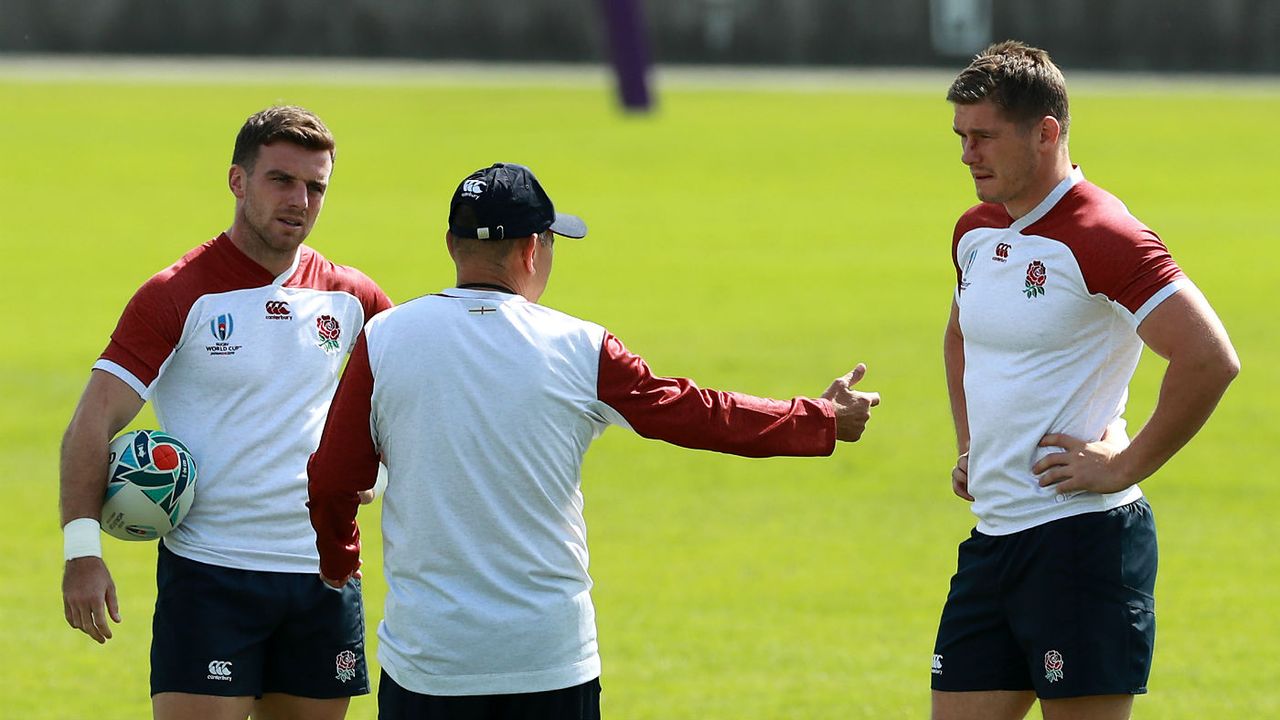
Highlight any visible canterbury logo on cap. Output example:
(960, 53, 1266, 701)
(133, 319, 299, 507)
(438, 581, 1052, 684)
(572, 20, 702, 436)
(461, 179, 486, 198)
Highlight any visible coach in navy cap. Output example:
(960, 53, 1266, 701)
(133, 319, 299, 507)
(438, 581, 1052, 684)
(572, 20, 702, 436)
(448, 162, 587, 241)
(309, 161, 880, 720)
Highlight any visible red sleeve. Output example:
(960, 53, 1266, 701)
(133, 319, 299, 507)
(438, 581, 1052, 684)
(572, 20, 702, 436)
(952, 203, 1013, 288)
(308, 331, 380, 580)
(597, 333, 836, 457)
(332, 260, 392, 328)
(99, 275, 185, 388)
(1024, 183, 1185, 315)
(287, 250, 393, 329)
(1074, 227, 1184, 314)
(360, 283, 393, 327)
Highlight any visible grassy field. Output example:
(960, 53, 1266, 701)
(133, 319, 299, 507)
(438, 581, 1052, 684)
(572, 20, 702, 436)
(1, 61, 1277, 719)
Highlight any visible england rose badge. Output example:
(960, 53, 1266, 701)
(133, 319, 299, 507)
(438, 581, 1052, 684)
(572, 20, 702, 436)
(316, 315, 342, 354)
(1024, 260, 1047, 298)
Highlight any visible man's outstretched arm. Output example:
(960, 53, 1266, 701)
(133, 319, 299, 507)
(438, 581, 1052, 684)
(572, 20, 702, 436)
(596, 333, 880, 456)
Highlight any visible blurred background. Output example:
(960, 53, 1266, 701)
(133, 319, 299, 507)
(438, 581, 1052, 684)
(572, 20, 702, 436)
(3, 2, 1277, 720)
(3, 0, 1279, 72)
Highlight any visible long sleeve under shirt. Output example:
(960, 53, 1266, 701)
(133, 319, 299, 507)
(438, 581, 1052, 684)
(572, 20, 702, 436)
(308, 287, 835, 696)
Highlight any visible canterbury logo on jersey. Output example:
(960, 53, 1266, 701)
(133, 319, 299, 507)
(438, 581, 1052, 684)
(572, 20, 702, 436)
(264, 300, 292, 320)
(993, 243, 1011, 262)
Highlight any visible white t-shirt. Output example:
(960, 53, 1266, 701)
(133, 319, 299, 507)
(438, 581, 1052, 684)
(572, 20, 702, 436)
(95, 234, 390, 572)
(309, 287, 836, 695)
(953, 168, 1187, 535)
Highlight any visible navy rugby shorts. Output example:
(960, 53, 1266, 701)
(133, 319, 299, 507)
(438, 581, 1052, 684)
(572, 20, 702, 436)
(378, 671, 602, 720)
(931, 499, 1157, 698)
(150, 542, 369, 698)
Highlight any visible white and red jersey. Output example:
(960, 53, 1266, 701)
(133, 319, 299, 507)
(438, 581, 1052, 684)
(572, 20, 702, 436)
(308, 287, 835, 696)
(94, 233, 391, 572)
(953, 167, 1188, 535)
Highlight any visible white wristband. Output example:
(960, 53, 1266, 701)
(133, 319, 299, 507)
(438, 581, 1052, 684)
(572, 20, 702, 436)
(372, 463, 389, 500)
(63, 518, 103, 561)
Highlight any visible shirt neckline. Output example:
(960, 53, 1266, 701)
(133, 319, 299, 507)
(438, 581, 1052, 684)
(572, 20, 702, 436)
(1010, 165, 1085, 232)
(214, 232, 304, 287)
(441, 287, 528, 302)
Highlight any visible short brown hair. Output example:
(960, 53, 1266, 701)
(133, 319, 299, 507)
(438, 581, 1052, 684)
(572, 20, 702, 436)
(231, 106, 335, 171)
(947, 40, 1070, 138)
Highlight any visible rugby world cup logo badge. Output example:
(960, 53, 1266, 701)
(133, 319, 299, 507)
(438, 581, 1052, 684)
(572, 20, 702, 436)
(1044, 650, 1064, 683)
(316, 315, 342, 354)
(958, 249, 977, 294)
(210, 314, 234, 341)
(206, 313, 243, 356)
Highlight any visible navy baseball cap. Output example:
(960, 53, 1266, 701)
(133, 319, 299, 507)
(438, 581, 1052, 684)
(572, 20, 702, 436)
(448, 163, 587, 241)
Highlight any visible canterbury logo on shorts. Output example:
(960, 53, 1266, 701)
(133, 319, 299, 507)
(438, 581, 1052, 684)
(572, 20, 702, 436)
(206, 660, 233, 681)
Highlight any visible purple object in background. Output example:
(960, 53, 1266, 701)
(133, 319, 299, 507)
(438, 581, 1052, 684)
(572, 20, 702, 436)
(600, 0, 654, 112)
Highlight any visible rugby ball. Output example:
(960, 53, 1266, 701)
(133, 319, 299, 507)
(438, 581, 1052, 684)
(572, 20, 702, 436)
(101, 430, 197, 541)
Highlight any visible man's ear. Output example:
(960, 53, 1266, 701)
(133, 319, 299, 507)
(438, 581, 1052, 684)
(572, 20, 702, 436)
(229, 165, 246, 199)
(1038, 116, 1063, 148)
(522, 234, 540, 274)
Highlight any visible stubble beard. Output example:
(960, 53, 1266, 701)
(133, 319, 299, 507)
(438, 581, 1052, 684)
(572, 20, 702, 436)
(241, 197, 308, 259)
(976, 148, 1039, 208)
(977, 131, 1049, 207)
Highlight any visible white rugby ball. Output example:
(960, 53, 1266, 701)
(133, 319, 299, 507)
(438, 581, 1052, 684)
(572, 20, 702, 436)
(101, 430, 197, 541)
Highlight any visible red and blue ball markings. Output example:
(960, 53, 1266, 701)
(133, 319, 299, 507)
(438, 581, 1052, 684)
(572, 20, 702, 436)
(107, 430, 196, 527)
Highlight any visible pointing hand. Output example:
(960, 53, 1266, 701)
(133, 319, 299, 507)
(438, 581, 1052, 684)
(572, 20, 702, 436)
(822, 363, 881, 442)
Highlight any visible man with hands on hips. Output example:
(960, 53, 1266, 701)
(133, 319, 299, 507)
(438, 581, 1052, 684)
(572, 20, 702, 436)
(934, 41, 1239, 720)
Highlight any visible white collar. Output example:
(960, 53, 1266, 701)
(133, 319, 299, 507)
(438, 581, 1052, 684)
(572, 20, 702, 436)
(272, 247, 303, 286)
(1011, 166, 1084, 231)
(445, 287, 528, 302)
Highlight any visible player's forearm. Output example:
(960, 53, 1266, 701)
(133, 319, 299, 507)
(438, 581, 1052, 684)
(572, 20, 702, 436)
(307, 422, 377, 579)
(308, 492, 362, 580)
(943, 322, 969, 453)
(624, 389, 836, 457)
(60, 371, 146, 526)
(596, 333, 836, 457)
(60, 419, 112, 526)
(306, 346, 379, 579)
(1119, 349, 1239, 483)
(306, 443, 366, 577)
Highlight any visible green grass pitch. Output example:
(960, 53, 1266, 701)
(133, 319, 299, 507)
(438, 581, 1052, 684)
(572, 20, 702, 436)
(1, 63, 1277, 719)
